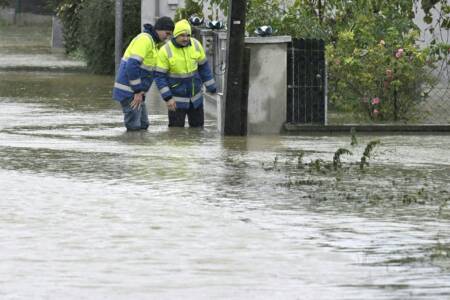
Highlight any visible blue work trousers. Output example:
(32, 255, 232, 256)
(120, 97, 149, 131)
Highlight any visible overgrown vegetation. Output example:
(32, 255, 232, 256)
(0, 0, 55, 14)
(360, 140, 381, 170)
(80, 0, 140, 74)
(262, 137, 381, 177)
(333, 148, 352, 170)
(214, 134, 450, 209)
(55, 0, 83, 54)
(0, 0, 10, 8)
(55, 0, 140, 74)
(261, 136, 449, 209)
(174, 0, 204, 22)
(197, 0, 450, 122)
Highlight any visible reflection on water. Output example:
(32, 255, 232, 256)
(1, 70, 450, 299)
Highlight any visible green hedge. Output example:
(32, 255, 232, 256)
(0, 0, 10, 8)
(57, 0, 141, 74)
(56, 0, 82, 54)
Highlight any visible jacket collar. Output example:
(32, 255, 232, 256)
(143, 23, 160, 43)
(171, 37, 191, 48)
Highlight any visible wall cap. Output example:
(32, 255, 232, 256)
(245, 36, 292, 44)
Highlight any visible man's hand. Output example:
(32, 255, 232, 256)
(166, 99, 176, 111)
(131, 92, 144, 110)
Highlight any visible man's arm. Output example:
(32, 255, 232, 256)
(125, 34, 152, 94)
(193, 39, 217, 94)
(155, 47, 176, 111)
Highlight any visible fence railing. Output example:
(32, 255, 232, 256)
(287, 39, 326, 125)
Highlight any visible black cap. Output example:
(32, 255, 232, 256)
(154, 16, 175, 31)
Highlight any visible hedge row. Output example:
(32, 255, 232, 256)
(57, 0, 141, 74)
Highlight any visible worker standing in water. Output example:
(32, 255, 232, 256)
(155, 19, 217, 128)
(113, 17, 175, 131)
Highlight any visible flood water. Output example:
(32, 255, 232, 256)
(1, 71, 450, 298)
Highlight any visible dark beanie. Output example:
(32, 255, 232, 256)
(154, 16, 175, 31)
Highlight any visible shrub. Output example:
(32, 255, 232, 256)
(0, 0, 10, 8)
(79, 0, 140, 74)
(204, 0, 450, 122)
(324, 1, 447, 121)
(56, 0, 83, 54)
(57, 0, 140, 74)
(174, 0, 203, 22)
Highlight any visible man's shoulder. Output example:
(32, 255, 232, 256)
(135, 32, 156, 45)
(189, 38, 203, 50)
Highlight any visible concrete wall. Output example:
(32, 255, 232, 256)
(0, 8, 15, 24)
(245, 37, 290, 134)
(204, 35, 291, 135)
(0, 8, 51, 25)
(51, 16, 64, 51)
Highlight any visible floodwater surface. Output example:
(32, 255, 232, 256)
(1, 70, 450, 300)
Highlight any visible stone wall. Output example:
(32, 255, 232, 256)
(0, 8, 51, 25)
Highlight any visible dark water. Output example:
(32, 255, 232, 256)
(1, 68, 450, 300)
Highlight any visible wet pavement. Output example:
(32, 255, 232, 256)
(1, 24, 450, 300)
(0, 24, 86, 71)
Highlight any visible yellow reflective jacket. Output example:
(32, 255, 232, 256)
(155, 38, 216, 109)
(113, 27, 159, 102)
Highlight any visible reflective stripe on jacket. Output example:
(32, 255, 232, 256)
(155, 37, 216, 109)
(112, 31, 158, 102)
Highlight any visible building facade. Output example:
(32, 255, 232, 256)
(141, 0, 183, 26)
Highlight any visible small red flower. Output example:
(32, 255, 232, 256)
(395, 48, 404, 58)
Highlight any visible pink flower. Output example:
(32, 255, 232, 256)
(371, 97, 380, 105)
(395, 48, 404, 58)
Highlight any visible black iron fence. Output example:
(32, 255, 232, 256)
(286, 39, 450, 127)
(287, 39, 326, 124)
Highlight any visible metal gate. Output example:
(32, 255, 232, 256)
(287, 39, 326, 124)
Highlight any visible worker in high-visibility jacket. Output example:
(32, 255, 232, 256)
(113, 17, 174, 131)
(155, 19, 217, 127)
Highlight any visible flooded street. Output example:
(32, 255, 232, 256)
(1, 27, 450, 300)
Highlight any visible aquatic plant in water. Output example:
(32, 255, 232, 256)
(350, 127, 358, 146)
(360, 140, 381, 170)
(333, 148, 353, 170)
(310, 159, 325, 172)
(296, 150, 305, 169)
